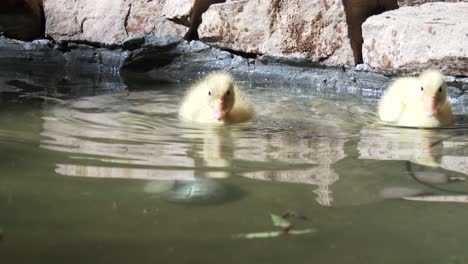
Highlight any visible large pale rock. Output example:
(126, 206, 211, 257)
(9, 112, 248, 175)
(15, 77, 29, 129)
(184, 0, 227, 40)
(0, 0, 43, 40)
(398, 0, 462, 6)
(362, 2, 468, 76)
(44, 0, 188, 45)
(162, 0, 194, 27)
(198, 0, 354, 66)
(342, 0, 398, 64)
(127, 1, 190, 37)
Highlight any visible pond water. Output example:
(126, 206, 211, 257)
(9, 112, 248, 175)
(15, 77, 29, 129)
(1, 75, 468, 264)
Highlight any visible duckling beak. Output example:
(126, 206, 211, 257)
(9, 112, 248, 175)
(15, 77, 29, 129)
(214, 98, 226, 120)
(424, 97, 439, 117)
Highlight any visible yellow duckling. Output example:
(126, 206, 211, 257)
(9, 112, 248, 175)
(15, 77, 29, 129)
(179, 72, 253, 124)
(378, 70, 453, 128)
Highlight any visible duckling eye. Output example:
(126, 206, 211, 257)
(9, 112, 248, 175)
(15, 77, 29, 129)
(208, 91, 211, 96)
(420, 86, 424, 92)
(438, 86, 442, 93)
(226, 90, 231, 96)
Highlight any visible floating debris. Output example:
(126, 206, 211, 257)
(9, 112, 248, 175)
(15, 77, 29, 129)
(42, 116, 60, 121)
(271, 213, 291, 229)
(233, 213, 314, 239)
(233, 229, 316, 239)
(403, 195, 468, 203)
(282, 210, 308, 220)
(38, 96, 65, 103)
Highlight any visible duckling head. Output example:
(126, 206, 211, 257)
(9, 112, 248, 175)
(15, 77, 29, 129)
(204, 73, 236, 121)
(418, 70, 447, 117)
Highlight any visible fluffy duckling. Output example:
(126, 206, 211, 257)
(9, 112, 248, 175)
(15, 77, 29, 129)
(179, 72, 253, 124)
(378, 70, 453, 128)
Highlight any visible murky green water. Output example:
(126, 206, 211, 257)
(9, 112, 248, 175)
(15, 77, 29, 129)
(1, 77, 468, 264)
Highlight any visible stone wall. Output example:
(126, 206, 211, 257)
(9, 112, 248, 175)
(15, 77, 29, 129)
(43, 0, 189, 45)
(198, 0, 354, 66)
(362, 2, 468, 76)
(398, 0, 462, 6)
(342, 0, 398, 64)
(0, 0, 467, 76)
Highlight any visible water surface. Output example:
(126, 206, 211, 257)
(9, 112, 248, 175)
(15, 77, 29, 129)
(1, 77, 468, 264)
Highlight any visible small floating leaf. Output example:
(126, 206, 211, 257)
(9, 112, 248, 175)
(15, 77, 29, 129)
(289, 228, 316, 235)
(233, 231, 282, 239)
(233, 228, 315, 240)
(282, 210, 307, 220)
(270, 213, 291, 228)
(403, 195, 468, 203)
(42, 116, 59, 121)
(38, 96, 65, 103)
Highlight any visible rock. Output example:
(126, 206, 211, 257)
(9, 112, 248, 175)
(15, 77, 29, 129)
(342, 0, 398, 64)
(0, 37, 125, 95)
(0, 34, 466, 99)
(198, 0, 354, 66)
(161, 179, 243, 205)
(398, 0, 462, 6)
(161, 0, 194, 27)
(0, 0, 43, 40)
(120, 36, 393, 95)
(355, 63, 374, 71)
(126, 1, 188, 38)
(362, 2, 468, 76)
(184, 0, 227, 40)
(32, 39, 52, 46)
(44, 0, 187, 45)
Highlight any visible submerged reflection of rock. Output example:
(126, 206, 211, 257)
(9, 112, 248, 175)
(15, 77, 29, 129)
(41, 92, 196, 181)
(237, 129, 347, 206)
(39, 92, 351, 206)
(41, 91, 468, 208)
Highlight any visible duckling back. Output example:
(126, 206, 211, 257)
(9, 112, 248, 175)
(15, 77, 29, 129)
(227, 85, 254, 123)
(378, 77, 420, 123)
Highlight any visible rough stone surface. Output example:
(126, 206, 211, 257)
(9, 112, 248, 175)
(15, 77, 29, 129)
(161, 0, 194, 27)
(120, 36, 467, 98)
(0, 37, 125, 96)
(342, 0, 398, 64)
(398, 0, 462, 6)
(0, 0, 43, 40)
(43, 0, 187, 45)
(362, 2, 468, 76)
(0, 36, 466, 99)
(126, 1, 188, 38)
(198, 0, 354, 66)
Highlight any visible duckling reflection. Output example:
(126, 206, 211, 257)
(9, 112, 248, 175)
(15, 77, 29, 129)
(358, 125, 468, 181)
(440, 138, 468, 175)
(182, 125, 236, 179)
(358, 126, 444, 167)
